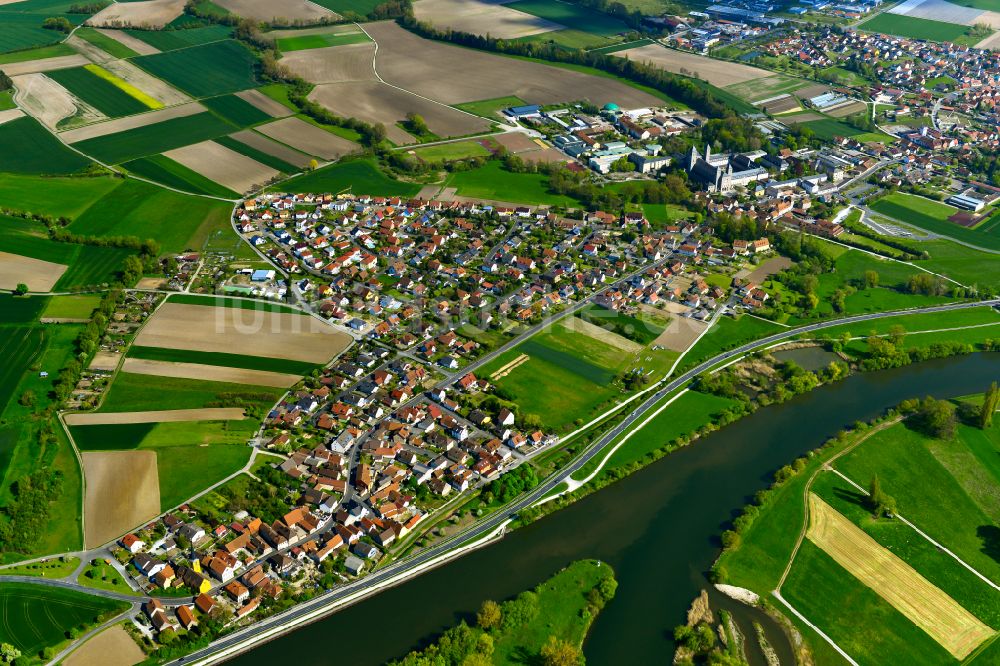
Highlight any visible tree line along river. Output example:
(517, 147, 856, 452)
(233, 352, 1000, 666)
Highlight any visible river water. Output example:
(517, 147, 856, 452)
(234, 353, 1000, 665)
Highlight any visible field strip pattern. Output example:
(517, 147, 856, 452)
(65, 407, 247, 426)
(121, 357, 301, 388)
(806, 493, 994, 658)
(84, 64, 163, 109)
(59, 101, 204, 143)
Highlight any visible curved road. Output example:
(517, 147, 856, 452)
(169, 297, 1000, 666)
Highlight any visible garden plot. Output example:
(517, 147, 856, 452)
(414, 0, 564, 38)
(164, 140, 280, 193)
(59, 101, 203, 143)
(806, 494, 994, 659)
(617, 43, 770, 87)
(309, 81, 488, 143)
(0, 53, 88, 76)
(255, 116, 360, 160)
(0, 251, 67, 292)
(86, 0, 186, 28)
(82, 451, 160, 548)
(651, 314, 706, 352)
(121, 357, 302, 388)
(94, 28, 160, 56)
(280, 42, 376, 83)
(64, 626, 145, 666)
(230, 129, 313, 167)
(364, 21, 661, 108)
(236, 89, 293, 117)
(133, 302, 351, 364)
(214, 0, 337, 21)
(65, 408, 247, 426)
(13, 72, 104, 130)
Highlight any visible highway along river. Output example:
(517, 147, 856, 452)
(234, 353, 1000, 665)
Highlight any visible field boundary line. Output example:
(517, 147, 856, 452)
(826, 467, 1000, 591)
(772, 591, 860, 666)
(354, 22, 505, 126)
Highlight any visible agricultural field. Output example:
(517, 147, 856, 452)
(718, 408, 1000, 666)
(616, 43, 772, 88)
(72, 112, 237, 164)
(81, 450, 161, 548)
(41, 295, 101, 320)
(455, 95, 527, 119)
(872, 193, 1000, 251)
(201, 93, 272, 126)
(132, 40, 260, 98)
(276, 29, 370, 52)
(0, 10, 85, 55)
(796, 117, 891, 143)
(87, 0, 187, 28)
(133, 299, 352, 363)
(212, 0, 336, 22)
(96, 372, 284, 413)
(46, 66, 151, 118)
(859, 12, 973, 43)
(0, 215, 135, 290)
(123, 154, 240, 199)
(0, 583, 128, 657)
(73, 28, 141, 59)
(215, 134, 303, 173)
(0, 327, 45, 417)
(255, 116, 359, 160)
(70, 417, 256, 512)
(309, 0, 383, 14)
(64, 626, 145, 666)
(506, 0, 628, 35)
(128, 345, 321, 376)
(0, 117, 91, 175)
(347, 21, 661, 125)
(68, 179, 234, 253)
(124, 24, 232, 51)
(163, 140, 278, 194)
(276, 157, 421, 196)
(413, 0, 564, 39)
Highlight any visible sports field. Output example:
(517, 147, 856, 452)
(133, 40, 260, 98)
(0, 583, 128, 655)
(444, 161, 578, 205)
(871, 192, 1000, 250)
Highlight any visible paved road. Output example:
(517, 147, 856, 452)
(169, 297, 999, 666)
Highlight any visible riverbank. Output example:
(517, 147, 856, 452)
(716, 392, 1000, 665)
(389, 559, 617, 666)
(227, 353, 1000, 666)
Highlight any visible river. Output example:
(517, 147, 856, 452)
(233, 353, 1000, 665)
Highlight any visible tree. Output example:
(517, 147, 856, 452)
(308, 158, 319, 171)
(42, 16, 73, 32)
(405, 112, 429, 136)
(18, 389, 35, 408)
(540, 636, 581, 666)
(863, 269, 879, 288)
(13, 283, 27, 296)
(0, 643, 20, 663)
(868, 474, 897, 518)
(981, 382, 1000, 429)
(476, 599, 501, 630)
(914, 396, 957, 439)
